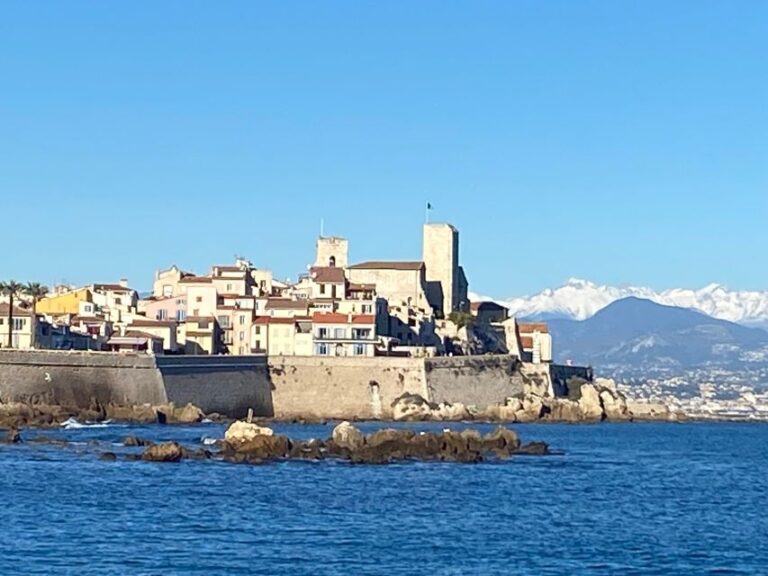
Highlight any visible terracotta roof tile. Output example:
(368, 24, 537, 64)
(309, 266, 346, 284)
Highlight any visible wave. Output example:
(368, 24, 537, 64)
(59, 417, 113, 430)
(201, 437, 218, 446)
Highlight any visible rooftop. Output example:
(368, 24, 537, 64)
(309, 266, 346, 284)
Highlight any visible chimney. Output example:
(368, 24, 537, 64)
(119, 279, 129, 288)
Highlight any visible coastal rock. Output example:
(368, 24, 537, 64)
(627, 401, 672, 421)
(332, 421, 365, 451)
(484, 397, 522, 421)
(576, 384, 604, 421)
(515, 442, 550, 455)
(391, 393, 434, 421)
(516, 395, 546, 422)
(483, 426, 520, 451)
(173, 403, 205, 424)
(2, 428, 21, 444)
(600, 389, 631, 421)
(123, 436, 153, 447)
(544, 399, 582, 421)
(99, 452, 117, 461)
(434, 402, 470, 421)
(224, 421, 274, 444)
(226, 434, 291, 460)
(143, 442, 183, 462)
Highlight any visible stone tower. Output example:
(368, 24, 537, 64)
(315, 236, 349, 268)
(422, 223, 468, 316)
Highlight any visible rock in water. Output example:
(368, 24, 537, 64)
(483, 426, 520, 451)
(123, 436, 153, 447)
(332, 421, 365, 451)
(173, 403, 205, 424)
(224, 421, 274, 443)
(143, 442, 184, 462)
(2, 428, 21, 444)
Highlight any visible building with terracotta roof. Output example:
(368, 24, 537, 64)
(312, 312, 377, 356)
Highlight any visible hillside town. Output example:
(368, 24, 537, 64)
(0, 222, 553, 365)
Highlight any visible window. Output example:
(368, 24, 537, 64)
(196, 296, 202, 303)
(239, 331, 245, 341)
(353, 328, 371, 340)
(84, 304, 93, 313)
(114, 297, 122, 305)
(13, 318, 25, 330)
(199, 321, 209, 329)
(320, 284, 326, 295)
(176, 310, 187, 321)
(239, 315, 246, 325)
(255, 326, 261, 335)
(331, 285, 337, 299)
(354, 344, 365, 356)
(192, 309, 200, 316)
(317, 327, 328, 339)
(217, 316, 230, 328)
(255, 339, 261, 349)
(226, 283, 233, 292)
(334, 327, 346, 339)
(316, 343, 329, 355)
(362, 304, 372, 314)
(157, 309, 168, 321)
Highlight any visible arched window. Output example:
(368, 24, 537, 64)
(329, 256, 336, 267)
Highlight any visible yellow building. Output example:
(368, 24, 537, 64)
(37, 288, 93, 315)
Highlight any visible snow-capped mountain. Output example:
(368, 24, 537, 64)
(471, 278, 768, 327)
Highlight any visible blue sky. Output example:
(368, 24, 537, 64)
(1, 1, 767, 297)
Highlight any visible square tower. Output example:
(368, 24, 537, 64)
(422, 223, 464, 316)
(315, 236, 349, 268)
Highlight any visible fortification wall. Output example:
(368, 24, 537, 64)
(157, 355, 272, 418)
(0, 349, 167, 406)
(425, 356, 528, 407)
(0, 350, 273, 418)
(268, 356, 427, 420)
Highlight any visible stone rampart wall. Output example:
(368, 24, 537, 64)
(0, 349, 167, 406)
(268, 356, 427, 420)
(0, 350, 273, 418)
(425, 356, 527, 407)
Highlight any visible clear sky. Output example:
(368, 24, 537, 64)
(2, 1, 767, 297)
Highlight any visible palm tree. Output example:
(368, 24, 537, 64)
(23, 282, 49, 349)
(0, 280, 24, 349)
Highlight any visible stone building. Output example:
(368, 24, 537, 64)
(422, 223, 469, 316)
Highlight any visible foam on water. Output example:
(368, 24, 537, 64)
(59, 417, 113, 430)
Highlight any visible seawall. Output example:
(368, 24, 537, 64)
(0, 350, 273, 418)
(0, 350, 590, 419)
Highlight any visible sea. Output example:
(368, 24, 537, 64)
(1, 420, 767, 575)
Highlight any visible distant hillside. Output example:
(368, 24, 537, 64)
(480, 278, 768, 328)
(545, 297, 768, 370)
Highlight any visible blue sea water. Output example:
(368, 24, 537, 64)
(1, 421, 767, 575)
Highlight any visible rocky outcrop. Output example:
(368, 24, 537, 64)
(143, 442, 184, 462)
(391, 393, 470, 422)
(211, 423, 549, 465)
(332, 421, 365, 451)
(224, 421, 274, 444)
(172, 403, 205, 424)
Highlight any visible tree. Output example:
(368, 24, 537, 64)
(23, 282, 49, 349)
(0, 280, 24, 348)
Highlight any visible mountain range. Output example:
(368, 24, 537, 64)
(546, 297, 768, 371)
(477, 278, 768, 328)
